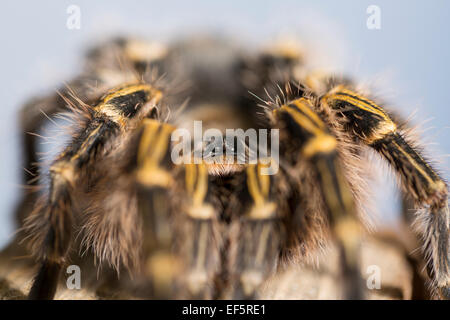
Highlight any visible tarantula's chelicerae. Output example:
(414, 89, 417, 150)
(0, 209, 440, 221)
(18, 36, 449, 300)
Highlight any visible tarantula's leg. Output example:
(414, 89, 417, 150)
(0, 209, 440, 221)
(178, 162, 221, 299)
(135, 118, 179, 298)
(229, 161, 282, 299)
(136, 121, 221, 299)
(322, 86, 450, 299)
(15, 80, 91, 225)
(274, 98, 364, 299)
(16, 76, 125, 226)
(26, 83, 162, 299)
(16, 37, 160, 225)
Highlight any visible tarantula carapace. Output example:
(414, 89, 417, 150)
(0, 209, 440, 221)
(18, 36, 449, 300)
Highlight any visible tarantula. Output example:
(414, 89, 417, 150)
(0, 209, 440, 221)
(17, 36, 449, 300)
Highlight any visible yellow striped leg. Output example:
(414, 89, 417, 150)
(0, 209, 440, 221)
(135, 118, 180, 298)
(323, 86, 449, 299)
(274, 98, 364, 299)
(230, 162, 282, 299)
(179, 163, 221, 299)
(136, 122, 221, 299)
(26, 84, 161, 300)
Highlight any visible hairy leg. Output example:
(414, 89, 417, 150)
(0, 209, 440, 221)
(25, 83, 161, 299)
(134, 118, 222, 298)
(273, 97, 365, 299)
(15, 37, 158, 226)
(322, 86, 449, 298)
(227, 162, 283, 299)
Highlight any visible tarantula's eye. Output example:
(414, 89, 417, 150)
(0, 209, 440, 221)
(95, 83, 162, 121)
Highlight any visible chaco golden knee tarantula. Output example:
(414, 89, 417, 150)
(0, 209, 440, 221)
(18, 36, 449, 300)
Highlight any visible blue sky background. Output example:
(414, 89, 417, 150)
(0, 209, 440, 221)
(1, 0, 449, 248)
